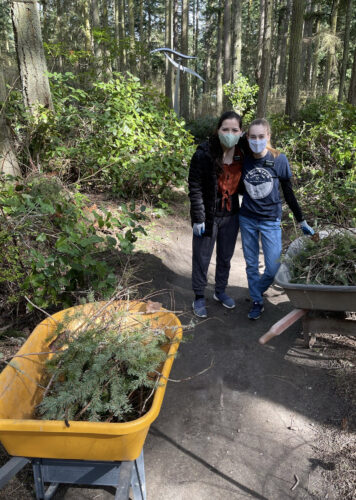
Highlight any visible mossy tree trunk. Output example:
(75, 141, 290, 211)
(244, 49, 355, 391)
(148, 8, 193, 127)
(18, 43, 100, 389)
(0, 69, 20, 176)
(11, 0, 53, 112)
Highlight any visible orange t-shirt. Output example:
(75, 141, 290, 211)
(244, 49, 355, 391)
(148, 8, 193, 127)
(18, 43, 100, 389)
(217, 149, 243, 211)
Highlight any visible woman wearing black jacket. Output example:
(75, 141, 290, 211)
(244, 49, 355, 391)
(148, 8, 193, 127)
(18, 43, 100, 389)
(188, 110, 246, 318)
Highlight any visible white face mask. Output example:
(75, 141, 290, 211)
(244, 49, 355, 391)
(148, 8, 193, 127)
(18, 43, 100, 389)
(248, 138, 267, 154)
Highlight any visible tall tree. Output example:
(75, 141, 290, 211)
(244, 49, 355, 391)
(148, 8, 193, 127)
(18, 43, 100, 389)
(348, 45, 356, 105)
(0, 69, 20, 176)
(256, 0, 266, 81)
(323, 0, 340, 94)
(232, 0, 242, 79)
(216, 2, 223, 113)
(82, 0, 92, 53)
(91, 0, 103, 76)
(11, 0, 53, 112)
(300, 0, 313, 90)
(119, 0, 127, 72)
(256, 0, 273, 117)
(180, 0, 189, 117)
(338, 0, 352, 101)
(127, 0, 135, 74)
(285, 0, 305, 121)
(310, 5, 321, 96)
(277, 0, 291, 87)
(223, 0, 232, 85)
(165, 0, 173, 106)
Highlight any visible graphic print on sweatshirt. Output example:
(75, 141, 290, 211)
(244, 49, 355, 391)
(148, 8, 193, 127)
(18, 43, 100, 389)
(243, 167, 274, 200)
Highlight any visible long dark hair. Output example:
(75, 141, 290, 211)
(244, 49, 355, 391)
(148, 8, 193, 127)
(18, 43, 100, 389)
(209, 111, 242, 175)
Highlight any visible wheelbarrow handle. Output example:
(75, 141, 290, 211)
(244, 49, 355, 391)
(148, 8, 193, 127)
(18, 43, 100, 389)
(259, 309, 307, 345)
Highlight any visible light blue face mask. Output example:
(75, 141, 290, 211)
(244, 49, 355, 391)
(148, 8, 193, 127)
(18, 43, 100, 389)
(248, 138, 268, 154)
(218, 132, 241, 149)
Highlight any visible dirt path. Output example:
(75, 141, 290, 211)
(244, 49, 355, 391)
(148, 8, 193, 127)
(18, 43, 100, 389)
(131, 205, 354, 500)
(1, 199, 354, 500)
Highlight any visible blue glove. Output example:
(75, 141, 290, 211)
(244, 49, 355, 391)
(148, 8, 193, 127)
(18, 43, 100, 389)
(193, 222, 205, 237)
(300, 220, 314, 235)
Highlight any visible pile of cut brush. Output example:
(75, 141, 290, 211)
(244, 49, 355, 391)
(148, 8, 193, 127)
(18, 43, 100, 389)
(289, 230, 356, 286)
(37, 306, 170, 423)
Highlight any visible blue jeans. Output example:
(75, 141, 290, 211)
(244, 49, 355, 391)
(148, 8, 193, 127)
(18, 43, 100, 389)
(239, 214, 282, 303)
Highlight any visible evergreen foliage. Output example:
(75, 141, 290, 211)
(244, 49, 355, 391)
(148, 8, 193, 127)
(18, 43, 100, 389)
(289, 231, 356, 286)
(38, 308, 171, 422)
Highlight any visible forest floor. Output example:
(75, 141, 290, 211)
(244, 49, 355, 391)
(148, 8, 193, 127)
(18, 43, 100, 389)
(0, 191, 355, 500)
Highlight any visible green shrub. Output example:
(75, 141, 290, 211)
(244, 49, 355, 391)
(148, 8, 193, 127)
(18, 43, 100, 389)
(223, 73, 259, 123)
(185, 115, 218, 143)
(269, 97, 356, 227)
(0, 175, 145, 312)
(6, 72, 195, 199)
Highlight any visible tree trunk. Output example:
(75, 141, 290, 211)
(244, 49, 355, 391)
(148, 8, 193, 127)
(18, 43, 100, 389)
(300, 0, 313, 91)
(285, 0, 305, 121)
(11, 0, 53, 112)
(119, 0, 126, 72)
(223, 0, 232, 85)
(165, 0, 173, 106)
(192, 0, 199, 117)
(310, 8, 320, 96)
(256, 0, 265, 81)
(114, 0, 120, 71)
(323, 0, 339, 94)
(348, 45, 356, 105)
(102, 0, 112, 78)
(338, 0, 352, 101)
(173, 0, 179, 50)
(0, 69, 20, 176)
(180, 0, 189, 118)
(232, 0, 242, 80)
(139, 0, 144, 78)
(127, 0, 135, 74)
(91, 0, 103, 76)
(277, 0, 291, 88)
(82, 0, 92, 53)
(256, 0, 273, 118)
(216, 3, 223, 114)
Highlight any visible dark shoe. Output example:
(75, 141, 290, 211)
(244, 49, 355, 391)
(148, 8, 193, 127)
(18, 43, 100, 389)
(248, 301, 264, 320)
(213, 292, 236, 309)
(192, 298, 207, 318)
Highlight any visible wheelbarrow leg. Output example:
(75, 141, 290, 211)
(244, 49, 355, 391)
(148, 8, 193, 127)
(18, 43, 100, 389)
(32, 459, 59, 500)
(114, 461, 134, 500)
(131, 450, 146, 500)
(0, 457, 29, 489)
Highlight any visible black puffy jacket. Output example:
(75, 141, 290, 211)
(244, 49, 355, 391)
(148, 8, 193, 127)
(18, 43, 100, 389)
(188, 141, 217, 237)
(188, 137, 247, 237)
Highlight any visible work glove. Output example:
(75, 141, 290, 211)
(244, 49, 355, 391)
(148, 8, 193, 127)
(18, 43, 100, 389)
(300, 220, 314, 235)
(193, 222, 205, 237)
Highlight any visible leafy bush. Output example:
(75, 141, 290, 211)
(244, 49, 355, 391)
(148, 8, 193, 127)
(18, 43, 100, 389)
(223, 73, 259, 123)
(6, 72, 195, 199)
(0, 174, 145, 312)
(185, 115, 218, 143)
(269, 96, 356, 226)
(38, 306, 169, 422)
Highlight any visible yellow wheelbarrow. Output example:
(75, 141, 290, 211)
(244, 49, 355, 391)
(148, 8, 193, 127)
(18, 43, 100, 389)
(0, 301, 182, 499)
